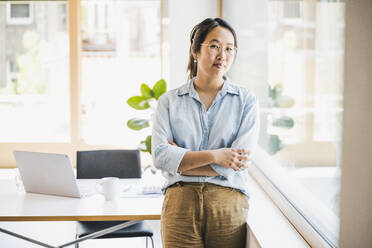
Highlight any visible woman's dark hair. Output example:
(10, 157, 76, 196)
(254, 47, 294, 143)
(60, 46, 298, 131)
(187, 18, 237, 79)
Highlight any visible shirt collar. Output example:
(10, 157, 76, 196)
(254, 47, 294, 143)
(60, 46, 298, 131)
(177, 77, 240, 97)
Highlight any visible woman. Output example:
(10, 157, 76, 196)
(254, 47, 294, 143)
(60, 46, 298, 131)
(152, 18, 259, 248)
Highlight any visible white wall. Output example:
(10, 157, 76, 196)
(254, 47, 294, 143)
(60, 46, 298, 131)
(339, 0, 372, 247)
(168, 0, 218, 89)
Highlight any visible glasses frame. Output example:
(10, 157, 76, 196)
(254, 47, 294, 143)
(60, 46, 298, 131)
(200, 42, 237, 57)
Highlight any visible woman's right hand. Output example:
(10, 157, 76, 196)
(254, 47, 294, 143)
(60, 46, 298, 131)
(211, 148, 250, 171)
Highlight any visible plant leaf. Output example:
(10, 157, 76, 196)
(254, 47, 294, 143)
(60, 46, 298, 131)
(274, 84, 283, 97)
(127, 96, 150, 110)
(139, 140, 147, 152)
(268, 134, 283, 155)
(269, 83, 283, 100)
(272, 116, 294, 129)
(127, 118, 150, 131)
(145, 135, 152, 154)
(141, 83, 153, 100)
(152, 79, 167, 100)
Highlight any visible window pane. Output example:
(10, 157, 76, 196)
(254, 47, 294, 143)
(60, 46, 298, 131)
(0, 2, 70, 142)
(81, 0, 162, 146)
(11, 4, 30, 18)
(223, 0, 344, 245)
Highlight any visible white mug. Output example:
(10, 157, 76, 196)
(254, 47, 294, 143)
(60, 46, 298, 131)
(96, 177, 120, 201)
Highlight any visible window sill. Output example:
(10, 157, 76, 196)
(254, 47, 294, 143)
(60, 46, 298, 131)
(245, 168, 310, 248)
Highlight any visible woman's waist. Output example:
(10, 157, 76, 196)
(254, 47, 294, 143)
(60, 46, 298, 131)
(163, 177, 249, 198)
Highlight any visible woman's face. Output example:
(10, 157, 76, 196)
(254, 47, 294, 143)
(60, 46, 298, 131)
(195, 26, 236, 81)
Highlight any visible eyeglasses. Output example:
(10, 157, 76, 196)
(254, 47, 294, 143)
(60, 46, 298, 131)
(200, 43, 237, 56)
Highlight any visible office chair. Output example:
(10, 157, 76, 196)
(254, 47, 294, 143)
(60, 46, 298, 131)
(75, 149, 154, 248)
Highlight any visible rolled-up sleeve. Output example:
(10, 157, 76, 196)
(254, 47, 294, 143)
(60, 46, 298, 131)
(152, 95, 190, 175)
(210, 95, 260, 180)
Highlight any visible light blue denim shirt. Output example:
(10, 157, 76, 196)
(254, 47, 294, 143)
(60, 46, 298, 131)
(151, 77, 259, 198)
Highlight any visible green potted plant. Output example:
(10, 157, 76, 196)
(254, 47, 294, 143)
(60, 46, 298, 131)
(126, 79, 167, 173)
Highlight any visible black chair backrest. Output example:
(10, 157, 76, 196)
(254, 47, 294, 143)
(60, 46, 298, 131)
(76, 150, 141, 179)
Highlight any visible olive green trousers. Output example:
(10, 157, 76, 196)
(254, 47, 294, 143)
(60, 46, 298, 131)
(161, 182, 249, 248)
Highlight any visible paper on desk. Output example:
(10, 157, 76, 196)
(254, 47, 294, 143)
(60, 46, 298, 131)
(120, 185, 162, 198)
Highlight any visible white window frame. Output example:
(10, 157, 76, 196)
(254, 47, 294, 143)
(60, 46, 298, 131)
(282, 0, 304, 27)
(251, 148, 338, 248)
(6, 2, 34, 25)
(0, 0, 166, 168)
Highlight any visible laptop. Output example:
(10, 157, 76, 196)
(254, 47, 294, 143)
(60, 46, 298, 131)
(13, 151, 94, 198)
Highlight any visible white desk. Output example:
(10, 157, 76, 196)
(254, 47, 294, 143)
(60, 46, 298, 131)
(0, 179, 163, 247)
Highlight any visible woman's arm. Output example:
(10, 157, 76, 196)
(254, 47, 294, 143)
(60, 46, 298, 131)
(176, 147, 214, 173)
(168, 140, 249, 174)
(181, 165, 219, 176)
(152, 96, 190, 175)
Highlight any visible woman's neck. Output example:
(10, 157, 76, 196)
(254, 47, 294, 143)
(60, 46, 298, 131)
(194, 74, 224, 93)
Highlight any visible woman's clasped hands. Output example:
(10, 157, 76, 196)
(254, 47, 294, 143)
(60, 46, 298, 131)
(211, 148, 250, 171)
